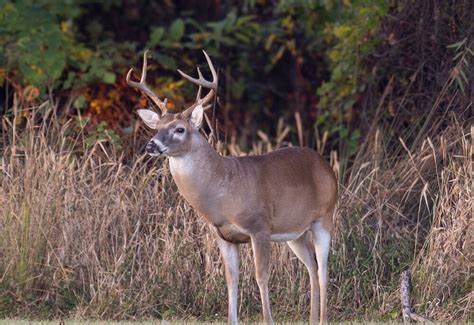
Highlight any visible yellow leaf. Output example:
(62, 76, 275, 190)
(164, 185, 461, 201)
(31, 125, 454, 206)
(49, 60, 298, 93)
(334, 26, 351, 38)
(61, 21, 70, 33)
(79, 49, 93, 60)
(23, 85, 39, 102)
(265, 33, 277, 51)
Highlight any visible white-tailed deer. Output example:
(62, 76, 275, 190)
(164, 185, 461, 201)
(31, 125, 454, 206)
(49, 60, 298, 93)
(127, 50, 337, 325)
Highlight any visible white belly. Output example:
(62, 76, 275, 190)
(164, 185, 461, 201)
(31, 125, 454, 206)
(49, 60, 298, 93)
(271, 232, 305, 242)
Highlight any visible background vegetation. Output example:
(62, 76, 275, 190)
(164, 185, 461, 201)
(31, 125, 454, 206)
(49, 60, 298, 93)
(0, 0, 472, 322)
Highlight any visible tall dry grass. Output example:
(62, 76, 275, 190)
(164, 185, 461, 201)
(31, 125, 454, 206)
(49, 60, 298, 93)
(0, 99, 471, 321)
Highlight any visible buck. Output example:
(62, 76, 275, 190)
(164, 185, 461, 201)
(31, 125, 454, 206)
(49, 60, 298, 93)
(127, 50, 337, 325)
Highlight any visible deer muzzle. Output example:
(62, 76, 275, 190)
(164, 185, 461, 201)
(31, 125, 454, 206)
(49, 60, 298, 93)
(146, 141, 160, 154)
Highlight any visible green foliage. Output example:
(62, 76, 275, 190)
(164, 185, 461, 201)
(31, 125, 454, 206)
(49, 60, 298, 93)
(143, 3, 329, 128)
(0, 0, 392, 153)
(316, 0, 388, 153)
(0, 0, 121, 90)
(447, 37, 473, 95)
(0, 1, 77, 87)
(146, 11, 262, 75)
(68, 117, 122, 150)
(84, 120, 122, 150)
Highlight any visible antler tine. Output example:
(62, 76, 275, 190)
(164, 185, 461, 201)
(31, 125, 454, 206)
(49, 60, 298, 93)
(177, 51, 217, 90)
(179, 50, 218, 113)
(202, 50, 218, 89)
(195, 67, 203, 101)
(126, 50, 168, 115)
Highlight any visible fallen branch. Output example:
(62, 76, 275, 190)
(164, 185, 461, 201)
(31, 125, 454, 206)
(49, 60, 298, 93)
(410, 312, 433, 323)
(400, 270, 434, 323)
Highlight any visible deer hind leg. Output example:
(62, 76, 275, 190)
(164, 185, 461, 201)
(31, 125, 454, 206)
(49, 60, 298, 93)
(250, 231, 274, 324)
(311, 221, 331, 324)
(216, 236, 240, 325)
(287, 232, 320, 325)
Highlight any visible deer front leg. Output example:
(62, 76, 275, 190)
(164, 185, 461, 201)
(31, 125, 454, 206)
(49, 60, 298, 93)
(216, 236, 240, 325)
(250, 231, 274, 324)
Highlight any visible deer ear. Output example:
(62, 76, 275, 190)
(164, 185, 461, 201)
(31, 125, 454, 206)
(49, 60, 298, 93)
(137, 109, 160, 129)
(189, 105, 204, 128)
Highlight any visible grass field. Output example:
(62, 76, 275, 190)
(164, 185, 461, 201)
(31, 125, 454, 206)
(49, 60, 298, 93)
(1, 320, 469, 325)
(0, 99, 472, 322)
(0, 319, 458, 325)
(1, 321, 167, 325)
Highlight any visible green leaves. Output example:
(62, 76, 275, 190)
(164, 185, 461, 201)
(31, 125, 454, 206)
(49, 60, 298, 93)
(102, 72, 116, 84)
(317, 0, 387, 117)
(0, 0, 122, 91)
(0, 1, 71, 86)
(73, 95, 86, 109)
(149, 27, 165, 47)
(447, 37, 472, 95)
(1, 1, 112, 91)
(447, 38, 467, 50)
(147, 19, 187, 52)
(169, 19, 185, 42)
(155, 53, 177, 70)
(83, 121, 122, 150)
(0, 0, 390, 157)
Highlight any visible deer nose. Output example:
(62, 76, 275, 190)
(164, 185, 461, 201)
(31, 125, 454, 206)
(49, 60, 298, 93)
(145, 141, 158, 153)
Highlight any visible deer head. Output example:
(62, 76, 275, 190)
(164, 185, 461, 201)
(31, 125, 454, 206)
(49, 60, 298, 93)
(127, 50, 218, 157)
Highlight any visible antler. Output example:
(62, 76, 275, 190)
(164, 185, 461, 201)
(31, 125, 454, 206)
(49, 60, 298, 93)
(178, 50, 218, 114)
(126, 50, 168, 115)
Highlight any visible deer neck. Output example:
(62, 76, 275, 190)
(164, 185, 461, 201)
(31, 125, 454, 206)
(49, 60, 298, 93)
(168, 133, 224, 222)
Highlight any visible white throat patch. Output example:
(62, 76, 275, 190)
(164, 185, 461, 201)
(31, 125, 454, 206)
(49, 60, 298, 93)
(169, 155, 195, 176)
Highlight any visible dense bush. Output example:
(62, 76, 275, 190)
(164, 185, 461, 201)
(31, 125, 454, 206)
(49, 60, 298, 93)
(1, 1, 470, 147)
(1, 0, 394, 154)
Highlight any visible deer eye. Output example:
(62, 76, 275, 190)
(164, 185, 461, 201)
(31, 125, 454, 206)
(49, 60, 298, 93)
(175, 127, 185, 134)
